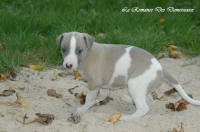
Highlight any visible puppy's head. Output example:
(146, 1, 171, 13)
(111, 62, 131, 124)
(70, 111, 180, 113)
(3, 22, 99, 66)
(56, 32, 94, 70)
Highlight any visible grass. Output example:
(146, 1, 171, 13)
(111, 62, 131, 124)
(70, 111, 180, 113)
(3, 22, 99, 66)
(0, 0, 200, 73)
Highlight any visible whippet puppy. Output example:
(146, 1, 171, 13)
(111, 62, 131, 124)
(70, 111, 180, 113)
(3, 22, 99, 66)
(56, 32, 200, 120)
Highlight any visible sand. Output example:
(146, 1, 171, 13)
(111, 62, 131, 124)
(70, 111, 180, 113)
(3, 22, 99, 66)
(0, 56, 200, 132)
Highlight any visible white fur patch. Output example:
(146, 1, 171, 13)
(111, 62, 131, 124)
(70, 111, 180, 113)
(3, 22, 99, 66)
(108, 47, 132, 85)
(63, 35, 78, 70)
(128, 58, 162, 93)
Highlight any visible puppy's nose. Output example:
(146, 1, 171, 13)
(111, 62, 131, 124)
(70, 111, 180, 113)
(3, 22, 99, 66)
(66, 64, 72, 69)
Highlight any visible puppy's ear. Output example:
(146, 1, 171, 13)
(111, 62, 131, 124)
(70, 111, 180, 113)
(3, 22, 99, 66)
(56, 34, 64, 49)
(83, 33, 94, 49)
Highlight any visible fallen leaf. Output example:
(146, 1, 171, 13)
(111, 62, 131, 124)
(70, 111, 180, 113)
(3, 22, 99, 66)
(97, 33, 107, 39)
(169, 50, 181, 58)
(167, 42, 181, 58)
(164, 88, 177, 95)
(51, 70, 59, 81)
(47, 89, 62, 98)
(152, 92, 167, 101)
(0, 89, 16, 96)
(35, 113, 55, 125)
(156, 53, 164, 60)
(180, 122, 184, 132)
(28, 65, 43, 70)
(159, 96, 168, 101)
(166, 98, 188, 111)
(172, 128, 178, 132)
(0, 44, 3, 50)
(160, 17, 165, 24)
(23, 113, 55, 125)
(176, 98, 189, 105)
(15, 93, 29, 107)
(105, 112, 121, 124)
(0, 74, 6, 81)
(74, 71, 83, 80)
(74, 92, 86, 104)
(152, 91, 158, 100)
(5, 69, 16, 80)
(39, 35, 47, 41)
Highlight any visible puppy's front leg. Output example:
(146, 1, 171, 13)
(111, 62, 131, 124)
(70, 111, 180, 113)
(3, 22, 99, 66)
(76, 89, 98, 113)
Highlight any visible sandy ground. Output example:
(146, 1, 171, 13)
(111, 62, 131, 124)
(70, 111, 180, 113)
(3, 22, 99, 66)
(0, 56, 200, 132)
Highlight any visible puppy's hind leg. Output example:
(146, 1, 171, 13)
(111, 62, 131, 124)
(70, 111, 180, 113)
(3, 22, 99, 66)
(120, 79, 149, 121)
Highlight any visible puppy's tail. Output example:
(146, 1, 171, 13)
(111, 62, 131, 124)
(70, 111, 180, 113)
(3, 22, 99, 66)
(163, 69, 200, 105)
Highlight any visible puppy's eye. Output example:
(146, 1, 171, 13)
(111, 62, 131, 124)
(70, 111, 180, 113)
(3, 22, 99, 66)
(76, 49, 82, 54)
(62, 48, 66, 53)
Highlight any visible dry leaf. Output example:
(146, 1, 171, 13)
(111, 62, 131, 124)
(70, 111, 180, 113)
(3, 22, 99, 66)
(159, 96, 168, 101)
(152, 92, 167, 101)
(172, 128, 178, 132)
(180, 122, 184, 132)
(29, 65, 43, 70)
(16, 87, 25, 91)
(164, 88, 177, 95)
(74, 71, 83, 80)
(0, 74, 6, 81)
(35, 113, 55, 125)
(51, 70, 58, 81)
(156, 53, 164, 60)
(152, 91, 158, 100)
(105, 112, 121, 124)
(5, 69, 16, 80)
(169, 50, 181, 58)
(97, 33, 107, 39)
(160, 17, 165, 24)
(167, 42, 181, 58)
(23, 113, 55, 125)
(15, 93, 29, 107)
(0, 44, 3, 50)
(166, 98, 188, 111)
(47, 89, 62, 98)
(74, 92, 86, 104)
(0, 89, 16, 96)
(39, 35, 47, 41)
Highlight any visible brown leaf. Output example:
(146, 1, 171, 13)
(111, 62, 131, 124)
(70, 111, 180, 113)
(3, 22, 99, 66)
(16, 87, 25, 91)
(0, 44, 3, 50)
(172, 128, 178, 132)
(0, 89, 16, 96)
(152, 91, 158, 100)
(0, 74, 6, 81)
(39, 35, 47, 41)
(74, 71, 83, 80)
(35, 113, 55, 125)
(164, 88, 177, 95)
(176, 98, 189, 105)
(169, 50, 181, 58)
(160, 17, 165, 24)
(5, 69, 17, 80)
(166, 103, 175, 111)
(15, 93, 29, 107)
(180, 122, 184, 132)
(74, 92, 86, 104)
(156, 53, 164, 60)
(166, 98, 188, 111)
(105, 112, 121, 124)
(47, 89, 62, 98)
(28, 65, 43, 70)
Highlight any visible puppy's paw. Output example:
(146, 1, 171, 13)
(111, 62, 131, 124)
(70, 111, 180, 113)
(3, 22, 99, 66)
(67, 113, 81, 124)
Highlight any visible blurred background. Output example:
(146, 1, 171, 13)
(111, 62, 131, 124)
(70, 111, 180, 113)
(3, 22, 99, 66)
(0, 0, 200, 73)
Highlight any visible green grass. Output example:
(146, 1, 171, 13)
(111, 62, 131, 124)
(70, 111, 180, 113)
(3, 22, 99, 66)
(0, 0, 200, 73)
